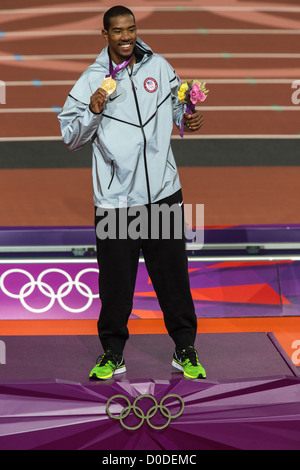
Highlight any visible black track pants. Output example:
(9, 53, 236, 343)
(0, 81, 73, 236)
(94, 190, 197, 355)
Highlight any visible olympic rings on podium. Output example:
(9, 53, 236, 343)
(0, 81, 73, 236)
(106, 393, 184, 430)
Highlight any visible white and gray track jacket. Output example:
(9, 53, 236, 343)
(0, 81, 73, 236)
(58, 38, 184, 208)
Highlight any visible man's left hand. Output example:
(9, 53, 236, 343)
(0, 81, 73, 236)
(184, 111, 204, 132)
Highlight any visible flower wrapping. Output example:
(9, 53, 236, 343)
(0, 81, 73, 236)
(178, 80, 209, 137)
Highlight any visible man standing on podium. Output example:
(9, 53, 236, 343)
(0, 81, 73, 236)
(58, 5, 206, 380)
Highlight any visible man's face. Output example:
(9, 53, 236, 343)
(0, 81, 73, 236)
(102, 14, 137, 64)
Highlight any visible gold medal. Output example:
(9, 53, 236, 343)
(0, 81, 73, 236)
(100, 77, 117, 95)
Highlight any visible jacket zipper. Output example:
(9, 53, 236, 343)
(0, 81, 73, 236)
(130, 77, 151, 205)
(108, 160, 115, 189)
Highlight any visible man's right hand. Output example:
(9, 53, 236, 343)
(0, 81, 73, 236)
(90, 88, 108, 114)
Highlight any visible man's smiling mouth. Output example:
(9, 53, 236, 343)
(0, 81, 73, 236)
(119, 43, 132, 50)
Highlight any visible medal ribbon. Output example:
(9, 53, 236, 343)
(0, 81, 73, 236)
(105, 53, 134, 79)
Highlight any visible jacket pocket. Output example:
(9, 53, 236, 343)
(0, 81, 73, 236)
(108, 161, 115, 189)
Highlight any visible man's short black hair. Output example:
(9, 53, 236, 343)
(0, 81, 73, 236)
(103, 5, 135, 31)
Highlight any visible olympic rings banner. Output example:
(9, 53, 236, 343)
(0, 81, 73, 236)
(0, 260, 161, 320)
(0, 261, 101, 320)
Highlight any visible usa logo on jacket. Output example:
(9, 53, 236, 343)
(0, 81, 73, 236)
(144, 77, 158, 93)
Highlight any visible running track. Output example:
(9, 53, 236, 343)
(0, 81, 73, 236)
(1, 0, 300, 138)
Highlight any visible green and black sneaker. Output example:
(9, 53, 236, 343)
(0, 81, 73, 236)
(89, 349, 126, 380)
(172, 346, 206, 379)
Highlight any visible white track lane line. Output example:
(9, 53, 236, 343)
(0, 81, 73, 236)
(0, 135, 299, 142)
(1, 6, 300, 13)
(1, 53, 300, 60)
(2, 29, 300, 37)
(1, 106, 300, 113)
(4, 79, 296, 86)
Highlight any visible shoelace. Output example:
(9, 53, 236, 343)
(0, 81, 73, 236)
(96, 351, 114, 366)
(180, 347, 198, 366)
(96, 350, 120, 366)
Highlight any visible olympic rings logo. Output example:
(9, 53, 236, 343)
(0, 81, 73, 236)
(0, 268, 99, 313)
(106, 394, 184, 431)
